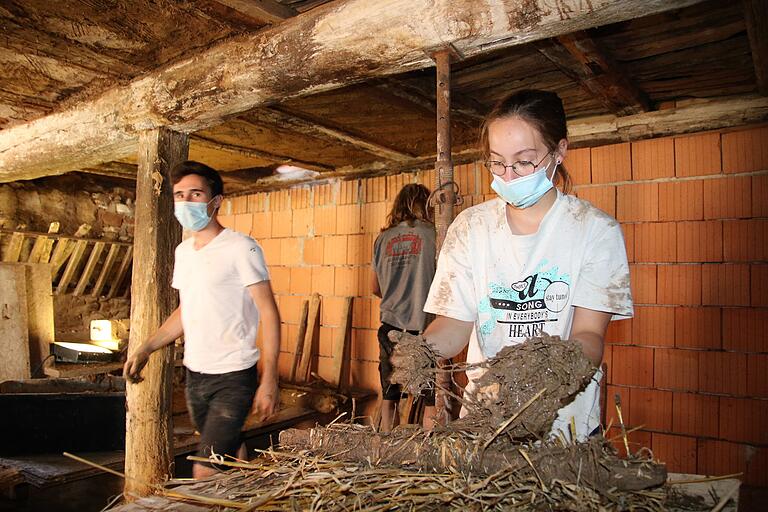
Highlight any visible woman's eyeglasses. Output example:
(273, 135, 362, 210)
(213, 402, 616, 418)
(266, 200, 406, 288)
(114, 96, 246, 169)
(484, 152, 553, 177)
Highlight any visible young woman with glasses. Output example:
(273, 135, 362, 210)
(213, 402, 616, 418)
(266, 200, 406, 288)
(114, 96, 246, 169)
(420, 89, 633, 441)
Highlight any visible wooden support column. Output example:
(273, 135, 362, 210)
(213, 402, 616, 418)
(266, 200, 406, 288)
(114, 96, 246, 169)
(432, 48, 456, 426)
(124, 128, 188, 497)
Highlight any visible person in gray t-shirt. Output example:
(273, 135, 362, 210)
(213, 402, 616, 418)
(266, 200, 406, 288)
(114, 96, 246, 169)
(371, 184, 436, 431)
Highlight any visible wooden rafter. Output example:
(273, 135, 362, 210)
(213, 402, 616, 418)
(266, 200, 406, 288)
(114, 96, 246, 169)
(0, 0, 707, 183)
(91, 243, 121, 298)
(76, 162, 138, 181)
(214, 0, 297, 24)
(538, 31, 650, 116)
(191, 135, 334, 172)
(743, 0, 768, 95)
(246, 107, 414, 161)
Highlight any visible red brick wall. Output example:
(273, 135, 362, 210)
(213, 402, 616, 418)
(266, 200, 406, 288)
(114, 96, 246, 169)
(576, 125, 768, 486)
(219, 123, 767, 484)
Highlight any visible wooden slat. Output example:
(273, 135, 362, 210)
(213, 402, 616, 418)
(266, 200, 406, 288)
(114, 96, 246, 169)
(2, 232, 25, 262)
(49, 224, 92, 278)
(296, 293, 321, 383)
(107, 246, 133, 299)
(91, 244, 121, 297)
(214, 0, 297, 24)
(56, 240, 88, 294)
(27, 222, 61, 263)
(73, 241, 105, 296)
(330, 297, 353, 391)
(743, 0, 768, 95)
(289, 299, 310, 383)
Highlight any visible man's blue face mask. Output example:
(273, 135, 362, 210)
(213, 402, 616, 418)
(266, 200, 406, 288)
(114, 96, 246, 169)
(174, 197, 217, 231)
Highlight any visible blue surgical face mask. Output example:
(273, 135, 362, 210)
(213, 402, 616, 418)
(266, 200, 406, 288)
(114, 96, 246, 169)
(174, 198, 217, 231)
(491, 157, 558, 208)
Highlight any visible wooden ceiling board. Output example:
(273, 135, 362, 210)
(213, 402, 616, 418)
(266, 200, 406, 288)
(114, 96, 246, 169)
(199, 117, 379, 168)
(281, 84, 444, 156)
(592, 0, 743, 61)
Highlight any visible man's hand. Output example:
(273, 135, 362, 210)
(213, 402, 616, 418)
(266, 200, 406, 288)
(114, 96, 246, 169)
(251, 375, 279, 422)
(123, 347, 151, 383)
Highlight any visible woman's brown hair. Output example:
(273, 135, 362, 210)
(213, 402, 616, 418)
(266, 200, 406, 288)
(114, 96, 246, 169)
(382, 183, 431, 231)
(479, 89, 572, 194)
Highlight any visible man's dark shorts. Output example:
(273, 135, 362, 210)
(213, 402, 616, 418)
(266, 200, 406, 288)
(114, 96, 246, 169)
(185, 364, 258, 467)
(377, 322, 435, 406)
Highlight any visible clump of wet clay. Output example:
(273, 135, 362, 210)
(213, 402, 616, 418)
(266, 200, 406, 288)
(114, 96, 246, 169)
(390, 333, 596, 440)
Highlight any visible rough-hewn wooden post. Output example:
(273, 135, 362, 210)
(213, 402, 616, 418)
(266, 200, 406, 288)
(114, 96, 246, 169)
(124, 128, 188, 497)
(432, 49, 455, 426)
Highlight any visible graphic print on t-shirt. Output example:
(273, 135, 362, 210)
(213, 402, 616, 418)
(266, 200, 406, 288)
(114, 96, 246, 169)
(478, 259, 571, 340)
(385, 233, 423, 268)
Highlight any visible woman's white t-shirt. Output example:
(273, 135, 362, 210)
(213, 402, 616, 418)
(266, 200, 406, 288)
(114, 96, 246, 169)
(424, 192, 633, 440)
(172, 228, 270, 374)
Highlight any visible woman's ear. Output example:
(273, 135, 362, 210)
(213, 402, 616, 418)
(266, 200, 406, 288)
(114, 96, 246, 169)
(556, 138, 569, 164)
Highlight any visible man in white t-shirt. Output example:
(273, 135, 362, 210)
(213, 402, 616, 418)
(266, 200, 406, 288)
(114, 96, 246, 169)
(123, 161, 280, 479)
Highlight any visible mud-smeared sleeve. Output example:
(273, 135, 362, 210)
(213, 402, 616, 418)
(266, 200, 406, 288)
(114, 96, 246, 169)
(572, 222, 633, 320)
(423, 214, 477, 322)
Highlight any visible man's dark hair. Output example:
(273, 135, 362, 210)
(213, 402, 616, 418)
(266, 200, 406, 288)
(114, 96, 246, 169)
(171, 161, 224, 197)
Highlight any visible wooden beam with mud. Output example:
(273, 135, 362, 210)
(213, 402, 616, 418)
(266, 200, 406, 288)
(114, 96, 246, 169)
(0, 0, 707, 182)
(213, 0, 298, 25)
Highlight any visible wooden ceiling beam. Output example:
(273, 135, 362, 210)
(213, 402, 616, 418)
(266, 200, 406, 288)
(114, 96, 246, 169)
(743, 0, 768, 95)
(212, 0, 298, 24)
(538, 31, 651, 116)
(0, 0, 707, 183)
(567, 94, 768, 146)
(191, 135, 333, 171)
(245, 106, 415, 161)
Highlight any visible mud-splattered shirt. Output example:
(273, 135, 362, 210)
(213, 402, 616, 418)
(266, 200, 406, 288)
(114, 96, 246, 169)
(424, 191, 633, 440)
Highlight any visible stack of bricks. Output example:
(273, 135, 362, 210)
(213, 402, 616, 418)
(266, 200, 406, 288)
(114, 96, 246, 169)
(218, 123, 766, 486)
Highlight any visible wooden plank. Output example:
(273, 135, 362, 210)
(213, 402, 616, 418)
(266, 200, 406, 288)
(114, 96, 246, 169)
(289, 299, 310, 383)
(106, 246, 133, 299)
(49, 224, 92, 278)
(91, 244, 121, 298)
(124, 127, 188, 497)
(0, 264, 31, 381)
(214, 0, 297, 24)
(73, 241, 105, 296)
(330, 297, 353, 391)
(56, 240, 88, 294)
(0, 0, 707, 182)
(248, 107, 414, 161)
(22, 264, 55, 377)
(27, 222, 61, 263)
(743, 0, 768, 95)
(296, 293, 320, 383)
(2, 233, 25, 263)
(43, 361, 124, 379)
(191, 135, 333, 172)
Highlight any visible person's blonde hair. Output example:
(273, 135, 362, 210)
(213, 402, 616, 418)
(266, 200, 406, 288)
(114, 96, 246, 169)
(479, 89, 572, 194)
(382, 183, 431, 231)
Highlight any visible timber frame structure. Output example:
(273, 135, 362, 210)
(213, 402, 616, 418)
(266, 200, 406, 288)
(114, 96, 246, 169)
(1, 0, 767, 499)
